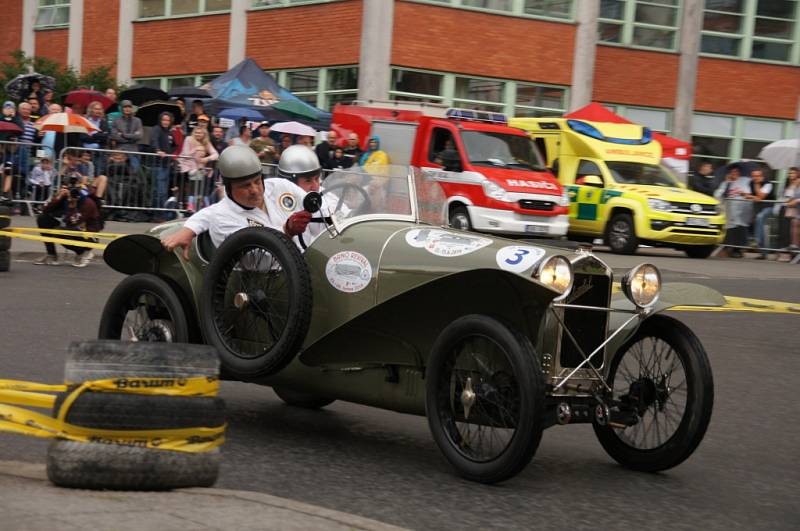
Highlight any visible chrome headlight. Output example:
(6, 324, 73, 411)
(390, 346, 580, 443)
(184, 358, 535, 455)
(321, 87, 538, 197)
(622, 263, 661, 308)
(647, 198, 672, 211)
(482, 180, 513, 202)
(535, 255, 573, 301)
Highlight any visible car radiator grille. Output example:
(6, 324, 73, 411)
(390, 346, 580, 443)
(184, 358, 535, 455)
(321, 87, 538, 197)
(559, 273, 610, 369)
(519, 199, 555, 211)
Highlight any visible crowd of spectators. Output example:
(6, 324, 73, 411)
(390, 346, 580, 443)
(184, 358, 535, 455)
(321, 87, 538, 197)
(688, 161, 799, 259)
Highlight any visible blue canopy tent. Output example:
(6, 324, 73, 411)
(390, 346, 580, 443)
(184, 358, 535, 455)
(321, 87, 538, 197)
(201, 58, 331, 130)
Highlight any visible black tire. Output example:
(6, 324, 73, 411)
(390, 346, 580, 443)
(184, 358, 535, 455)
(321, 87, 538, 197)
(684, 245, 715, 259)
(64, 340, 219, 384)
(593, 315, 714, 472)
(449, 206, 472, 231)
(0, 250, 9, 272)
(47, 440, 220, 490)
(0, 236, 10, 251)
(425, 315, 545, 484)
(273, 385, 335, 409)
(98, 273, 194, 343)
(200, 227, 312, 379)
(0, 206, 10, 229)
(53, 392, 226, 430)
(605, 212, 638, 254)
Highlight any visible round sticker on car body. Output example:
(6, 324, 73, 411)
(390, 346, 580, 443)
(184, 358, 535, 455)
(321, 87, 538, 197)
(326, 251, 373, 293)
(495, 245, 546, 273)
(405, 228, 492, 257)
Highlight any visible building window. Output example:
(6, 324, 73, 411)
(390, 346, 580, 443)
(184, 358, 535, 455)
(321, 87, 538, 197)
(138, 0, 231, 19)
(323, 66, 358, 109)
(390, 69, 445, 103)
(599, 0, 680, 50)
(701, 0, 798, 63)
(35, 0, 70, 28)
(275, 66, 358, 111)
(286, 69, 320, 105)
(405, 0, 575, 20)
(454, 76, 506, 111)
(514, 83, 567, 117)
(252, 0, 342, 8)
(133, 74, 220, 91)
(624, 107, 670, 132)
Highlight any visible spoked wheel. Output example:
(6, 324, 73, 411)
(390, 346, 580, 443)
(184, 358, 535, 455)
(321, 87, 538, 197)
(426, 315, 544, 484)
(200, 227, 312, 379)
(606, 212, 638, 254)
(593, 315, 714, 472)
(98, 273, 192, 342)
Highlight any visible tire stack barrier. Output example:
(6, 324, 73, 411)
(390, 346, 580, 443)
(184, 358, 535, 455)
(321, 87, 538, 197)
(0, 206, 11, 272)
(0, 340, 226, 491)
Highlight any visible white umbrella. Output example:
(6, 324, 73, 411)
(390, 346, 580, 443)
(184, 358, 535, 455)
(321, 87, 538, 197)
(758, 138, 800, 170)
(33, 112, 98, 134)
(270, 121, 316, 136)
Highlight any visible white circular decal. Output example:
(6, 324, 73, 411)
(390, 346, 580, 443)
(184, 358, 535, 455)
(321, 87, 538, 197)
(405, 228, 492, 257)
(495, 245, 546, 273)
(325, 251, 373, 293)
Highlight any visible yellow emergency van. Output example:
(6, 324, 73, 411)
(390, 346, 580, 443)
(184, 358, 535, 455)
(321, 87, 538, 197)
(510, 117, 725, 258)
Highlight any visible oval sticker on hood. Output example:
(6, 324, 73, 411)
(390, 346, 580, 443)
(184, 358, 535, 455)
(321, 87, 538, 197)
(405, 228, 492, 257)
(496, 245, 546, 273)
(326, 251, 372, 293)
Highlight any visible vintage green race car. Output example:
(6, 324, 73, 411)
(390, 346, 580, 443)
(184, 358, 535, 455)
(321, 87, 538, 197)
(99, 167, 720, 484)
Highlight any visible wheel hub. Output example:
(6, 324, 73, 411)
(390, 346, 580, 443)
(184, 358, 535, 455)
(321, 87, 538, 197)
(628, 378, 658, 414)
(136, 319, 175, 342)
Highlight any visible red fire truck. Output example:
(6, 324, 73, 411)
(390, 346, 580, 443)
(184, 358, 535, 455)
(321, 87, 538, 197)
(332, 102, 568, 237)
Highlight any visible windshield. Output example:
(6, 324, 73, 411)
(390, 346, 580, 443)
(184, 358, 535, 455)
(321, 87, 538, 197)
(606, 161, 680, 187)
(320, 165, 414, 229)
(461, 131, 546, 171)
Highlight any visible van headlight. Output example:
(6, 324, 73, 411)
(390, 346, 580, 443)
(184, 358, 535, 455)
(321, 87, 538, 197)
(558, 189, 570, 207)
(482, 180, 513, 202)
(622, 263, 661, 308)
(535, 255, 573, 301)
(647, 198, 671, 211)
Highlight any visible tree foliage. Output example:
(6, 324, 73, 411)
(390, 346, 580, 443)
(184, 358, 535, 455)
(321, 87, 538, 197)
(0, 49, 123, 103)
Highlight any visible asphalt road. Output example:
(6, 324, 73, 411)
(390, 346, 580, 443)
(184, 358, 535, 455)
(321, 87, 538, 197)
(0, 249, 798, 531)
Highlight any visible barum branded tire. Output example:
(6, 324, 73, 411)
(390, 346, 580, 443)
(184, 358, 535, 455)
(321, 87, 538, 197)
(64, 340, 219, 384)
(0, 206, 10, 229)
(0, 250, 9, 272)
(47, 440, 220, 490)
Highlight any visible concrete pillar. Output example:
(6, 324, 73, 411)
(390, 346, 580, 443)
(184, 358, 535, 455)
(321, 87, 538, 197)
(357, 0, 394, 102)
(228, 0, 248, 68)
(21, 0, 36, 59)
(673, 0, 703, 142)
(569, 0, 599, 111)
(116, 0, 138, 84)
(67, 0, 83, 72)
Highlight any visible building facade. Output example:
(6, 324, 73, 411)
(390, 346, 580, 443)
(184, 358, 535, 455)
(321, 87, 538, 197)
(2, 0, 798, 169)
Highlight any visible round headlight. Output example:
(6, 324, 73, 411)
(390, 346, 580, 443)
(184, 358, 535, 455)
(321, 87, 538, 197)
(535, 255, 573, 301)
(622, 263, 661, 308)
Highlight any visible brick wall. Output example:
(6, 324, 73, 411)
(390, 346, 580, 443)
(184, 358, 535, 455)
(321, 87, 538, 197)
(132, 14, 229, 77)
(246, 0, 362, 69)
(392, 1, 575, 85)
(594, 46, 679, 109)
(34, 29, 68, 66)
(82, 0, 119, 76)
(0, 0, 23, 62)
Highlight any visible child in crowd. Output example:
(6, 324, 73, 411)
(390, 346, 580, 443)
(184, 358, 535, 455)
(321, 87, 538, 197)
(28, 157, 54, 201)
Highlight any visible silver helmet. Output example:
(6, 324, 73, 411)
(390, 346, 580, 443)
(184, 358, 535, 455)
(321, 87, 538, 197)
(278, 145, 321, 182)
(217, 145, 262, 181)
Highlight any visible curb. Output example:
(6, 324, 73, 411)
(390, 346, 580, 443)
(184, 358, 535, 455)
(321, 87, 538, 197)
(0, 460, 407, 531)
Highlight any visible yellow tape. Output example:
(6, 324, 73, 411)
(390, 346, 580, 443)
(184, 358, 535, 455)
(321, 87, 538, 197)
(672, 296, 800, 315)
(0, 229, 107, 250)
(5, 227, 123, 239)
(0, 376, 223, 453)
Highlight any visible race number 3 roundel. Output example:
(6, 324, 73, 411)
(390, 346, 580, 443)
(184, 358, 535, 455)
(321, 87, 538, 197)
(325, 251, 373, 293)
(495, 245, 546, 273)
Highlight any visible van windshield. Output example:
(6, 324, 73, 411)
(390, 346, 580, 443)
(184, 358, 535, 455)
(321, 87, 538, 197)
(461, 131, 546, 171)
(606, 161, 680, 187)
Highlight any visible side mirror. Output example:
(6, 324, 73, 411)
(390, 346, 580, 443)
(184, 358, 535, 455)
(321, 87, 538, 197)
(580, 175, 604, 188)
(303, 191, 323, 213)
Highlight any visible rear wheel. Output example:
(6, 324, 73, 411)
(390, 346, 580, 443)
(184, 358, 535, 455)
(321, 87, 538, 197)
(426, 315, 544, 484)
(684, 245, 715, 259)
(0, 250, 9, 272)
(593, 315, 714, 472)
(449, 206, 472, 231)
(606, 213, 638, 254)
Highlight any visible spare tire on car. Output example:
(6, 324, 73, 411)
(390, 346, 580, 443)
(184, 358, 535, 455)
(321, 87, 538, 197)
(200, 227, 313, 379)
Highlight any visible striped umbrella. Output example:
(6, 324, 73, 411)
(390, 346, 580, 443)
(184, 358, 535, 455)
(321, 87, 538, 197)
(34, 112, 99, 134)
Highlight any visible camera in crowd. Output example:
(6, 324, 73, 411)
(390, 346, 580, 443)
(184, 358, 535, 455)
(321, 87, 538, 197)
(66, 175, 81, 199)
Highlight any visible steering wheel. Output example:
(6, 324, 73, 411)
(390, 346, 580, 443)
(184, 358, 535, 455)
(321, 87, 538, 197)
(319, 182, 373, 218)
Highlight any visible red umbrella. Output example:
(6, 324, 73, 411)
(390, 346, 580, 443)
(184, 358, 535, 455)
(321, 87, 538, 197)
(64, 89, 113, 111)
(34, 112, 98, 134)
(0, 121, 23, 134)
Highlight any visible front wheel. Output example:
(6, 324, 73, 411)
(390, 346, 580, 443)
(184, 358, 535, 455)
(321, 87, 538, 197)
(593, 315, 714, 472)
(426, 315, 544, 484)
(683, 245, 716, 259)
(605, 213, 638, 254)
(449, 206, 472, 231)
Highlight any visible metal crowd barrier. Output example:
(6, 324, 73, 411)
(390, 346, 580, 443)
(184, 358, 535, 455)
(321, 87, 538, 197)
(715, 196, 800, 264)
(0, 140, 57, 215)
(57, 147, 208, 222)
